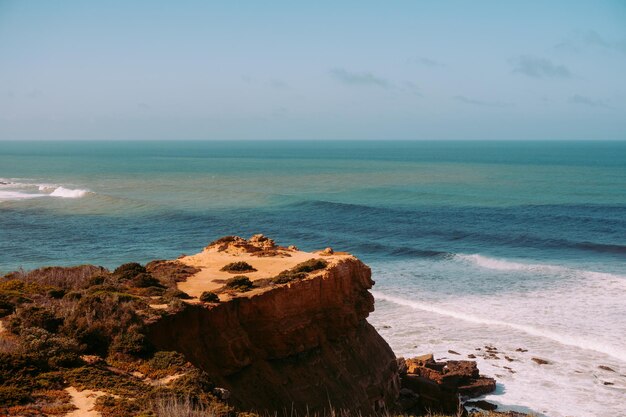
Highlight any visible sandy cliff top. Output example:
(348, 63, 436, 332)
(177, 234, 352, 298)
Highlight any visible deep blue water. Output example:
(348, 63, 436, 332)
(0, 140, 624, 273)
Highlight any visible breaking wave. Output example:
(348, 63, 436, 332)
(373, 291, 626, 363)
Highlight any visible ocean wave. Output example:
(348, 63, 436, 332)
(49, 186, 89, 198)
(455, 253, 626, 281)
(0, 190, 45, 200)
(575, 241, 626, 255)
(0, 183, 91, 201)
(373, 291, 626, 363)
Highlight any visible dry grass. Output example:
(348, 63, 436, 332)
(150, 396, 229, 417)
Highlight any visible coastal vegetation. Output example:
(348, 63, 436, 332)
(199, 291, 220, 303)
(271, 259, 328, 284)
(0, 261, 226, 417)
(220, 262, 257, 273)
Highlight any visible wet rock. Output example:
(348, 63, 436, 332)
(448, 350, 460, 355)
(458, 376, 497, 397)
(504, 356, 515, 362)
(401, 354, 495, 415)
(465, 399, 498, 411)
(598, 365, 615, 372)
(467, 354, 476, 359)
(515, 348, 528, 352)
(397, 357, 408, 376)
(531, 357, 550, 365)
(603, 381, 614, 386)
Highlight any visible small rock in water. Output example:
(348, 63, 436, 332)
(515, 348, 528, 352)
(465, 400, 498, 411)
(603, 381, 614, 386)
(532, 357, 551, 365)
(448, 350, 460, 355)
(467, 354, 476, 359)
(598, 365, 616, 372)
(505, 356, 515, 362)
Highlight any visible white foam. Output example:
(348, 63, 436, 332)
(0, 190, 45, 200)
(456, 253, 626, 282)
(49, 187, 89, 198)
(373, 291, 626, 363)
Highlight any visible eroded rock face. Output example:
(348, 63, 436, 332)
(398, 355, 496, 415)
(147, 253, 400, 414)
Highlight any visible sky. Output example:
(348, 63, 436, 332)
(1, 0, 625, 140)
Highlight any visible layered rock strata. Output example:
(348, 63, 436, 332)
(147, 235, 400, 414)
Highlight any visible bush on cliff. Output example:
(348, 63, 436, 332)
(146, 260, 201, 286)
(224, 276, 253, 291)
(7, 305, 63, 334)
(131, 273, 163, 289)
(113, 262, 146, 281)
(199, 291, 220, 303)
(220, 261, 256, 273)
(271, 258, 328, 284)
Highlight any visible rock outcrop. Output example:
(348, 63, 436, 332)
(146, 236, 400, 415)
(398, 354, 496, 415)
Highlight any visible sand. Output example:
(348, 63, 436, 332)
(177, 248, 348, 299)
(65, 387, 107, 417)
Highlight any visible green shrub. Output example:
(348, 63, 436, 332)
(113, 263, 146, 281)
(147, 351, 187, 371)
(164, 288, 192, 300)
(271, 259, 328, 285)
(220, 262, 256, 273)
(0, 385, 32, 406)
(64, 366, 145, 396)
(224, 276, 253, 291)
(109, 326, 148, 356)
(88, 275, 107, 286)
(131, 273, 163, 289)
(0, 293, 16, 317)
(146, 260, 200, 286)
(48, 288, 66, 299)
(292, 258, 328, 273)
(61, 293, 144, 356)
(199, 291, 220, 303)
(18, 328, 81, 368)
(8, 305, 63, 334)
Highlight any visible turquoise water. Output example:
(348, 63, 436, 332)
(1, 140, 625, 416)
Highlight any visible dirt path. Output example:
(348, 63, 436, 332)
(65, 387, 107, 417)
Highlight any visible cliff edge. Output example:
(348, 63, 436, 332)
(147, 235, 400, 414)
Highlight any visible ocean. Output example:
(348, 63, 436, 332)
(1, 140, 625, 417)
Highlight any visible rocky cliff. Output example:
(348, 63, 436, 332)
(146, 236, 400, 414)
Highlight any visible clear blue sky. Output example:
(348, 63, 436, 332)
(1, 1, 625, 140)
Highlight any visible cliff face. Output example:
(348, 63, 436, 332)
(146, 240, 400, 414)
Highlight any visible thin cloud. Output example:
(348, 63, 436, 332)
(407, 56, 445, 67)
(269, 79, 289, 90)
(402, 81, 423, 97)
(330, 68, 391, 88)
(568, 94, 609, 108)
(511, 55, 571, 79)
(555, 30, 626, 56)
(453, 95, 513, 108)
